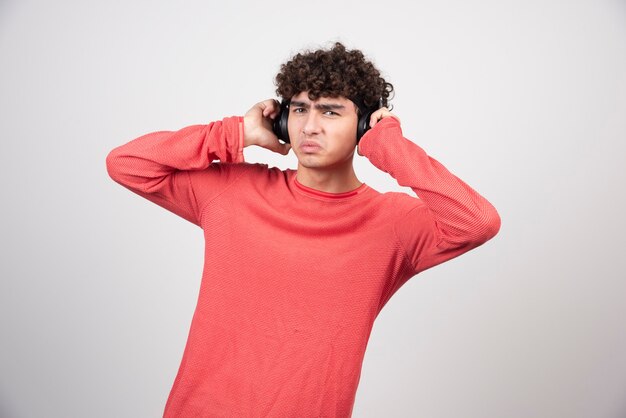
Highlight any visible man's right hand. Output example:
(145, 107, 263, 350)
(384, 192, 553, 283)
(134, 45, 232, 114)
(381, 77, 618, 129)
(243, 99, 291, 155)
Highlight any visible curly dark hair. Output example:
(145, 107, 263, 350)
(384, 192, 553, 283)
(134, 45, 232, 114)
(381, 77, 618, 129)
(274, 42, 394, 112)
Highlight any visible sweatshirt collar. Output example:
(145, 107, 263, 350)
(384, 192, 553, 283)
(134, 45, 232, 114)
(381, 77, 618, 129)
(289, 171, 370, 201)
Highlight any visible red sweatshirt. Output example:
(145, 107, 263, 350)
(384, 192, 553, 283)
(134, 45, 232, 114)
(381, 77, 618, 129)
(106, 115, 500, 417)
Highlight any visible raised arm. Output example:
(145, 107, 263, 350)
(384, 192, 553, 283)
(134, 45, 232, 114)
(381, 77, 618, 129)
(105, 116, 246, 226)
(358, 117, 501, 275)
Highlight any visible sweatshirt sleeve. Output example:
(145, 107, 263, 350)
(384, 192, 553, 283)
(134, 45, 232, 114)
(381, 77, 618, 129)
(358, 117, 501, 275)
(106, 115, 247, 227)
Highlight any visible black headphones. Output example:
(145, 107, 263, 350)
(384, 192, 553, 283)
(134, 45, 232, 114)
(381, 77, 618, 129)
(272, 97, 382, 144)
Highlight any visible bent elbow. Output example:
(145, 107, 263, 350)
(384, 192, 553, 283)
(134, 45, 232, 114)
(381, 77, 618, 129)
(476, 205, 501, 245)
(486, 208, 501, 240)
(105, 148, 134, 187)
(105, 149, 121, 181)
(106, 150, 118, 180)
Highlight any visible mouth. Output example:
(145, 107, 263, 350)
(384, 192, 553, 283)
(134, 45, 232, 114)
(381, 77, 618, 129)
(299, 140, 322, 152)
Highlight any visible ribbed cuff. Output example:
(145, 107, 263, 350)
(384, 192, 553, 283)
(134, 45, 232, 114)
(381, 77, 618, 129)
(222, 115, 246, 163)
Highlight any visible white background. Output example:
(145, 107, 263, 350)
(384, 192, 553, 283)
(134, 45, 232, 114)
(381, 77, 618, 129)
(1, 0, 625, 417)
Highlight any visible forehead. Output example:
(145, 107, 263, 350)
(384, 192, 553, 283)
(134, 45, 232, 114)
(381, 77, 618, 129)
(291, 91, 352, 105)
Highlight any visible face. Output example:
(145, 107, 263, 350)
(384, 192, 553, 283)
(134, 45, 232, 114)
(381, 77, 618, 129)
(287, 91, 359, 170)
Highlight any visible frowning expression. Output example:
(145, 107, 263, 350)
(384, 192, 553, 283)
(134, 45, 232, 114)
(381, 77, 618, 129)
(287, 91, 360, 170)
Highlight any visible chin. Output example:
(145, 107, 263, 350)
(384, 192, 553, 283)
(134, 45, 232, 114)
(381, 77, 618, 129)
(295, 150, 354, 169)
(297, 159, 327, 169)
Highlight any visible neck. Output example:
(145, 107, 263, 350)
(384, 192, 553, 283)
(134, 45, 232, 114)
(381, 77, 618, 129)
(295, 163, 362, 193)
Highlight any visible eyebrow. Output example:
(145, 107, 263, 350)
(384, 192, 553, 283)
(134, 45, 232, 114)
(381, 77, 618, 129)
(290, 101, 346, 111)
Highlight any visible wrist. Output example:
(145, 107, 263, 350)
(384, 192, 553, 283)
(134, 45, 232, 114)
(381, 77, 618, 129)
(242, 115, 250, 147)
(242, 114, 257, 148)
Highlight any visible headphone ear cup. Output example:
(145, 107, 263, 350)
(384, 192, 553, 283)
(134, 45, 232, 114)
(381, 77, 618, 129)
(273, 101, 291, 143)
(356, 109, 374, 143)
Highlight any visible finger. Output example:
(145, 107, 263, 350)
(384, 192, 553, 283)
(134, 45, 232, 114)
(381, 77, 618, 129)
(370, 108, 400, 127)
(369, 112, 380, 128)
(261, 102, 271, 118)
(269, 99, 281, 120)
(262, 99, 281, 119)
(372, 107, 388, 126)
(260, 99, 275, 117)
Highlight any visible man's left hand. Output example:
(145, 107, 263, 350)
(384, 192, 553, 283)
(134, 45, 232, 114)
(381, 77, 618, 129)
(357, 108, 401, 156)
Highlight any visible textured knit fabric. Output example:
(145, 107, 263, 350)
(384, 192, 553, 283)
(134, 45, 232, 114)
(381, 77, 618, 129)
(106, 115, 500, 417)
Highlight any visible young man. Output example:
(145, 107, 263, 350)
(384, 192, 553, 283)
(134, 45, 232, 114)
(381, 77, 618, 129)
(106, 42, 500, 417)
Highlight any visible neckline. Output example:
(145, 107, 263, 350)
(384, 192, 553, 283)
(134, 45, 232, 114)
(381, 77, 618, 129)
(290, 171, 370, 201)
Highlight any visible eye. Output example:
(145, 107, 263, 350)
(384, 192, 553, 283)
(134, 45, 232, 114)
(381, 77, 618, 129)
(324, 110, 339, 116)
(292, 107, 306, 114)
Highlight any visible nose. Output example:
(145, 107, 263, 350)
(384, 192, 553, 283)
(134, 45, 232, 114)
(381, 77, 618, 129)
(302, 111, 321, 136)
